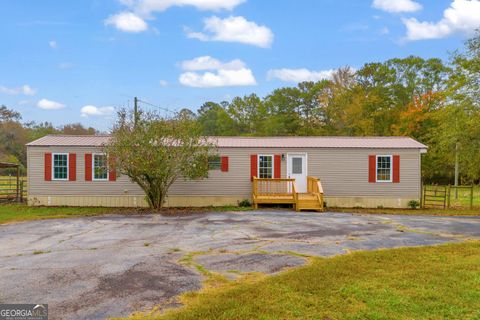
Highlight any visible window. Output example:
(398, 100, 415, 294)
(258, 155, 273, 178)
(292, 157, 303, 174)
(93, 154, 108, 180)
(53, 153, 68, 180)
(208, 156, 221, 170)
(376, 155, 392, 182)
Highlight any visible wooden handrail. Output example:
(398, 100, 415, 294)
(253, 177, 296, 196)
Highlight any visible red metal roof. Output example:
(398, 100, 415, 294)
(27, 135, 427, 149)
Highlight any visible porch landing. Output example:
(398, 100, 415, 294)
(252, 177, 324, 212)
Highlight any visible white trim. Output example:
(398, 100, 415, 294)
(286, 153, 308, 179)
(257, 154, 274, 179)
(92, 153, 109, 181)
(375, 155, 393, 183)
(52, 153, 69, 181)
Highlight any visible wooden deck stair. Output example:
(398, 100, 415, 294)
(252, 176, 324, 212)
(296, 193, 323, 211)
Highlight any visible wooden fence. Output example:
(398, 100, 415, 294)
(422, 184, 476, 209)
(0, 176, 27, 203)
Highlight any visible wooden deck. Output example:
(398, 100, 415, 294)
(252, 176, 324, 212)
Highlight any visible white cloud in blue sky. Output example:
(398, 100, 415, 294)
(80, 105, 115, 117)
(37, 99, 65, 110)
(267, 68, 336, 83)
(403, 0, 480, 40)
(179, 56, 256, 87)
(0, 85, 36, 96)
(2, 0, 480, 130)
(105, 12, 148, 32)
(372, 0, 422, 13)
(186, 16, 274, 48)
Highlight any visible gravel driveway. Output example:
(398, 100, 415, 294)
(1, 211, 479, 319)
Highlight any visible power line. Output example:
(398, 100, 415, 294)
(136, 98, 176, 115)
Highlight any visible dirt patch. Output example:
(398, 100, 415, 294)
(195, 253, 306, 274)
(53, 258, 201, 320)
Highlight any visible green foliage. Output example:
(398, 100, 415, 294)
(238, 199, 251, 207)
(105, 109, 216, 209)
(408, 200, 420, 209)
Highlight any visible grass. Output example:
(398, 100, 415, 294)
(0, 204, 252, 225)
(121, 241, 480, 320)
(0, 204, 118, 224)
(447, 186, 480, 208)
(331, 207, 480, 216)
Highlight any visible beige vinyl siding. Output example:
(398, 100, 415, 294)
(27, 146, 421, 199)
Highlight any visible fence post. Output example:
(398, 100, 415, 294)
(447, 184, 451, 209)
(470, 185, 474, 210)
(20, 180, 24, 203)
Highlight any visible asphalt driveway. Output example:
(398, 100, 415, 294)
(1, 211, 479, 319)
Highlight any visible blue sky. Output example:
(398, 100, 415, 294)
(1, 0, 479, 131)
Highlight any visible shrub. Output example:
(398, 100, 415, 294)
(408, 200, 420, 209)
(238, 199, 252, 207)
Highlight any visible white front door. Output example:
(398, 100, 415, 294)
(287, 154, 307, 193)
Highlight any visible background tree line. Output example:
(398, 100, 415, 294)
(186, 33, 480, 184)
(1, 32, 479, 183)
(0, 106, 97, 174)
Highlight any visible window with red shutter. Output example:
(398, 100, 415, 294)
(221, 156, 229, 172)
(44, 153, 52, 181)
(393, 155, 400, 183)
(250, 154, 257, 181)
(274, 155, 281, 178)
(368, 155, 376, 183)
(85, 153, 92, 181)
(69, 153, 76, 181)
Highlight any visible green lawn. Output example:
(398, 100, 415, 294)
(447, 186, 480, 209)
(0, 204, 117, 224)
(124, 242, 480, 320)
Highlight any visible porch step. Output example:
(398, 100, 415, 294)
(296, 193, 323, 212)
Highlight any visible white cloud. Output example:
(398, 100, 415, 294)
(0, 84, 36, 96)
(105, 12, 148, 32)
(128, 0, 245, 15)
(179, 56, 256, 87)
(403, 0, 480, 41)
(80, 105, 115, 117)
(372, 0, 422, 13)
(159, 80, 169, 87)
(267, 68, 336, 83)
(108, 0, 245, 32)
(37, 99, 65, 110)
(186, 16, 274, 48)
(49, 40, 57, 49)
(181, 55, 245, 71)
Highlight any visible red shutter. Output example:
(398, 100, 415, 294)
(368, 155, 376, 183)
(393, 155, 400, 183)
(221, 156, 229, 172)
(69, 153, 76, 181)
(250, 154, 257, 181)
(109, 155, 116, 181)
(85, 153, 92, 181)
(44, 153, 52, 181)
(274, 155, 281, 179)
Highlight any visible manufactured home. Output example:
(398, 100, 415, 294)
(26, 135, 427, 209)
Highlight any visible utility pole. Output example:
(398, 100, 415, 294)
(134, 96, 138, 127)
